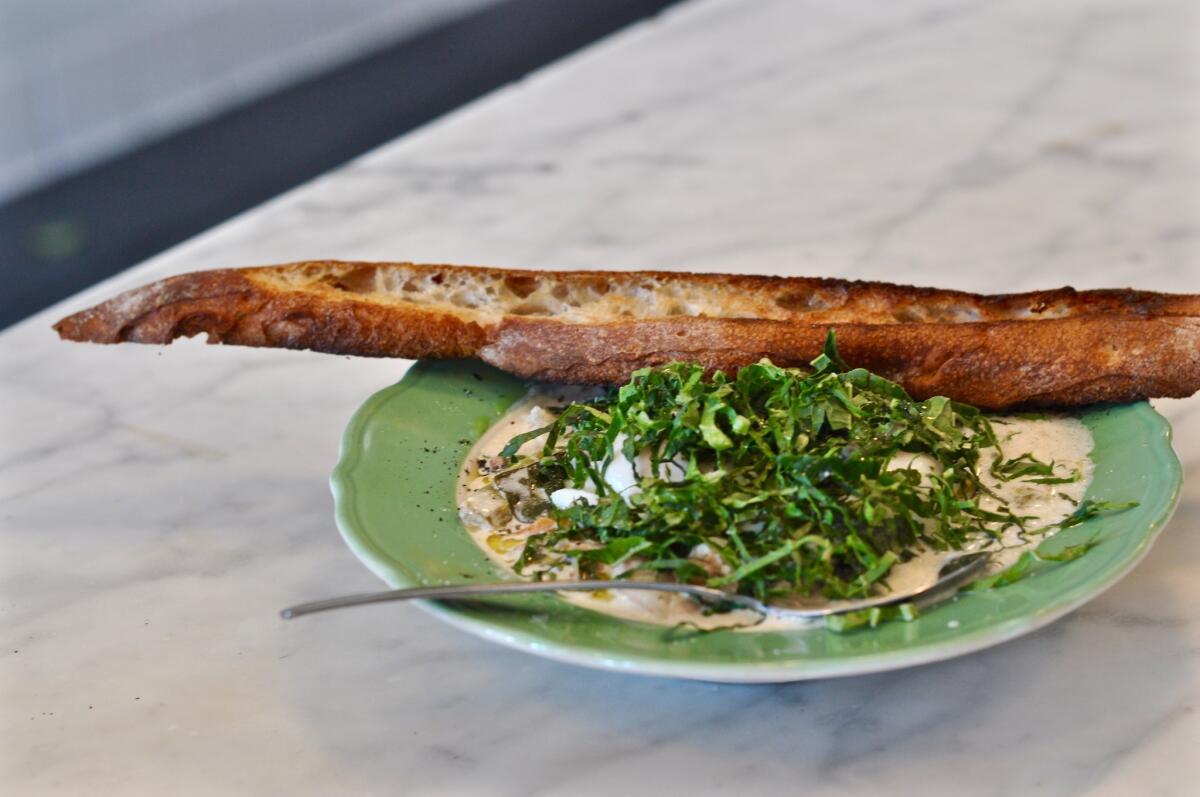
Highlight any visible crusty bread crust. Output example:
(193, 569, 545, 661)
(54, 260, 1200, 409)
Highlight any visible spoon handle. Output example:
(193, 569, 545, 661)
(280, 553, 989, 620)
(280, 579, 737, 619)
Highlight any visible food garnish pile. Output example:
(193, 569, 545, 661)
(468, 335, 1134, 618)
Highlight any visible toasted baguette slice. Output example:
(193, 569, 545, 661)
(54, 260, 1200, 409)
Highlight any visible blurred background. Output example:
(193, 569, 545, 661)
(0, 0, 678, 329)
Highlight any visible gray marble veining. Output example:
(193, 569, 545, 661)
(2, 0, 1197, 794)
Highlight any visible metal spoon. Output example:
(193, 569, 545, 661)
(281, 552, 989, 621)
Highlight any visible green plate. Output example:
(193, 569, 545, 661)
(331, 361, 1182, 682)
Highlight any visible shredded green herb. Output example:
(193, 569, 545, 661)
(499, 333, 1135, 605)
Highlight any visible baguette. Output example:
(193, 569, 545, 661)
(54, 260, 1200, 410)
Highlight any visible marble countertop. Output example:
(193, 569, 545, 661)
(3, 0, 1197, 794)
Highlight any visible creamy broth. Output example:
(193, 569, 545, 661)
(457, 389, 1093, 630)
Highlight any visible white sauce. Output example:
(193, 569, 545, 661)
(976, 415, 1094, 563)
(457, 390, 1094, 631)
(550, 488, 599, 509)
(548, 433, 687, 509)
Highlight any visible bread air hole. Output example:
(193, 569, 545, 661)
(504, 275, 539, 298)
(324, 266, 378, 294)
(509, 300, 552, 316)
(550, 283, 585, 308)
(775, 290, 838, 313)
(893, 304, 980, 323)
(1025, 300, 1069, 318)
(928, 304, 979, 322)
(583, 277, 610, 295)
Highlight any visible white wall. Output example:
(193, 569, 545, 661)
(0, 0, 499, 202)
